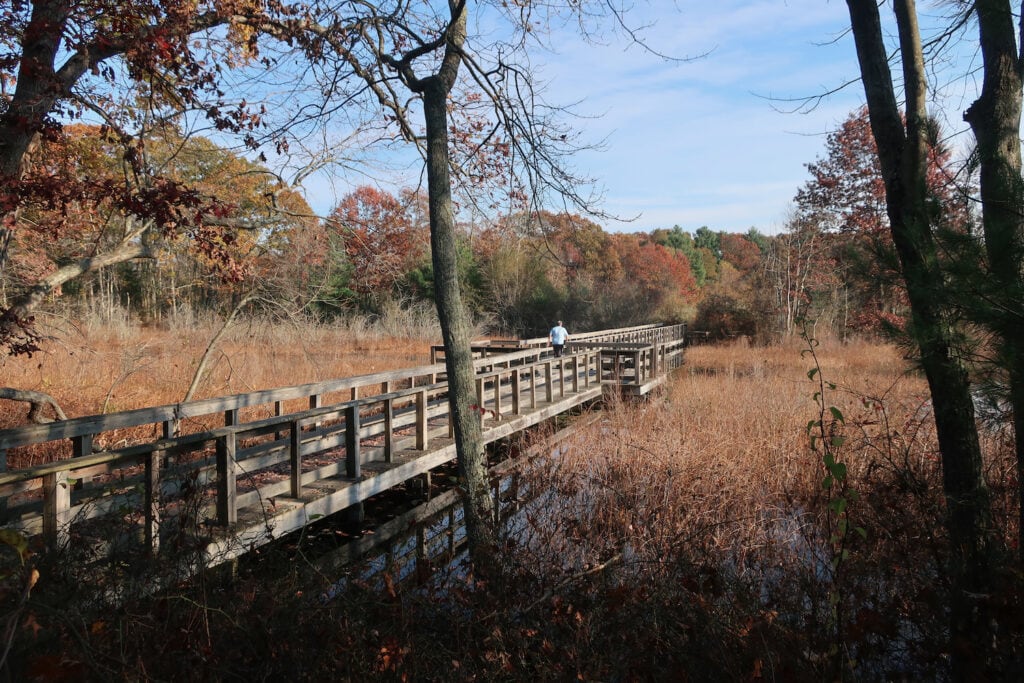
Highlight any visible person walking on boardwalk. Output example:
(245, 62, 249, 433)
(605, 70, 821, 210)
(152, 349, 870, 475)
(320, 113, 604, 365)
(549, 320, 569, 358)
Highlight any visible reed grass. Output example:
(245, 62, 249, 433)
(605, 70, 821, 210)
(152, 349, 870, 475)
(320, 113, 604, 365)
(500, 337, 1018, 679)
(0, 317, 435, 429)
(2, 328, 1019, 679)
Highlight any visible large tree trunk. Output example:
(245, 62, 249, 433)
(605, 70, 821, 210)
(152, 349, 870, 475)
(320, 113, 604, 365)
(414, 3, 499, 579)
(0, 0, 76, 276)
(962, 0, 1024, 565)
(846, 0, 995, 674)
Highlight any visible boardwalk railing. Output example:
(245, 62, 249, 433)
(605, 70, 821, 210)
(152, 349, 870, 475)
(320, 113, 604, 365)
(430, 323, 675, 362)
(0, 324, 685, 571)
(573, 323, 688, 394)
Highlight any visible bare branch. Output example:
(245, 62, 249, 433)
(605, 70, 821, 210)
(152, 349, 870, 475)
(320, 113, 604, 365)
(0, 387, 68, 423)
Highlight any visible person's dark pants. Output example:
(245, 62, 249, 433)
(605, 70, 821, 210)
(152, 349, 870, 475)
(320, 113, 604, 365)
(553, 344, 564, 357)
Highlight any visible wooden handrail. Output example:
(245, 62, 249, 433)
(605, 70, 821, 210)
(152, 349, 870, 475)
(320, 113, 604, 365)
(0, 326, 685, 571)
(0, 345, 555, 456)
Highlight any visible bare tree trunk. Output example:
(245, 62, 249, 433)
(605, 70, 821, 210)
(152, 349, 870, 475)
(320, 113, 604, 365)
(846, 0, 994, 674)
(963, 0, 1024, 566)
(0, 0, 73, 276)
(413, 6, 499, 578)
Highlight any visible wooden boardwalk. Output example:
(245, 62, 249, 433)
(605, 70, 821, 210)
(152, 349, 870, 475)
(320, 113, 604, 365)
(0, 323, 685, 573)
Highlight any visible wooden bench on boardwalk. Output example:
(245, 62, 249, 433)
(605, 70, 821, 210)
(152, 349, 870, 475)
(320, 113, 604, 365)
(0, 323, 686, 575)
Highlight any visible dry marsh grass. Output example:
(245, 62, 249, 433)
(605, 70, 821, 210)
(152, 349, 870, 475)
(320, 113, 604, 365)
(515, 338, 936, 578)
(2, 333, 1020, 680)
(503, 337, 1018, 679)
(0, 318, 435, 429)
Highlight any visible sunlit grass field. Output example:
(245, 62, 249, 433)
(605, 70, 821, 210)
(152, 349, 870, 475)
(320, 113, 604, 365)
(0, 316, 436, 429)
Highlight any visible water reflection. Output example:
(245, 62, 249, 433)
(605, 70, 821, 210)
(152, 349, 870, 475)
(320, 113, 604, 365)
(317, 463, 537, 602)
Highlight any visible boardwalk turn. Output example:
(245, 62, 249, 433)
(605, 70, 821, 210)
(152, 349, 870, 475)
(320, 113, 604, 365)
(0, 324, 685, 573)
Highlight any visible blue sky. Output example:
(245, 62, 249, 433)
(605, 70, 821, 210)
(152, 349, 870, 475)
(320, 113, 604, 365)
(295, 2, 978, 236)
(530, 1, 866, 234)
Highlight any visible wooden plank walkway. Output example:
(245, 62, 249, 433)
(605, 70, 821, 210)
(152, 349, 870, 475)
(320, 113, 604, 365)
(0, 323, 686, 573)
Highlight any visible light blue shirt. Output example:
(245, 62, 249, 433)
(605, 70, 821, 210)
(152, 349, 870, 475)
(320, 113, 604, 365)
(549, 325, 568, 345)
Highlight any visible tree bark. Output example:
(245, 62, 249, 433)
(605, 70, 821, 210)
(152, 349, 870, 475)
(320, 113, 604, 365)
(408, 2, 499, 578)
(0, 0, 71, 276)
(846, 0, 994, 674)
(962, 0, 1024, 565)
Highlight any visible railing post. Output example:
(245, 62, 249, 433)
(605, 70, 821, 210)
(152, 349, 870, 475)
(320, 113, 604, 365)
(558, 358, 565, 398)
(145, 449, 163, 554)
(309, 393, 322, 430)
(345, 405, 361, 479)
(274, 399, 285, 440)
(217, 432, 238, 525)
(42, 470, 70, 549)
(384, 396, 395, 463)
(511, 369, 521, 415)
(492, 372, 501, 419)
(72, 434, 93, 458)
(528, 361, 537, 409)
(416, 390, 428, 450)
(224, 408, 238, 427)
(570, 355, 579, 393)
(289, 419, 302, 498)
(544, 362, 553, 403)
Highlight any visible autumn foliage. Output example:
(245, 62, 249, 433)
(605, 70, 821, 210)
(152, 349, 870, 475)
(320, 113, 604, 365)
(327, 186, 430, 299)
